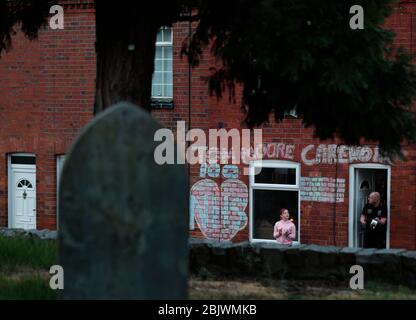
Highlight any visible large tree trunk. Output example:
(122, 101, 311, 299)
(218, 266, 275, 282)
(94, 2, 160, 114)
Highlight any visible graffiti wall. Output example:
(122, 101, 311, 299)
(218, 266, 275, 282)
(189, 142, 390, 241)
(190, 165, 248, 241)
(300, 177, 346, 203)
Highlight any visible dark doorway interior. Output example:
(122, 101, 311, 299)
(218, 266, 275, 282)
(353, 168, 388, 248)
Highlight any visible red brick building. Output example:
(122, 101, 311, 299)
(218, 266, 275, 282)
(0, 1, 415, 249)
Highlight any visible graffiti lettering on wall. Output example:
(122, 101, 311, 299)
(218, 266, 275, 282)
(241, 143, 390, 166)
(241, 143, 295, 163)
(190, 164, 248, 241)
(199, 163, 239, 179)
(301, 144, 390, 166)
(185, 143, 389, 168)
(300, 177, 346, 203)
(189, 143, 295, 166)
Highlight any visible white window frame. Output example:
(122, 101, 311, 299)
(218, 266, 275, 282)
(249, 160, 301, 244)
(56, 155, 66, 230)
(152, 26, 173, 100)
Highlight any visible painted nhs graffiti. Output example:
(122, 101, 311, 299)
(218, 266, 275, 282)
(190, 165, 248, 241)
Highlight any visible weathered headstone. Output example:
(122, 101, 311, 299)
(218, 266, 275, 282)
(59, 102, 188, 299)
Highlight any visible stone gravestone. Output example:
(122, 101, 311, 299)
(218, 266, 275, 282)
(59, 102, 188, 299)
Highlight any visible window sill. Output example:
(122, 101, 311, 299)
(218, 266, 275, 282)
(250, 239, 301, 246)
(151, 99, 174, 110)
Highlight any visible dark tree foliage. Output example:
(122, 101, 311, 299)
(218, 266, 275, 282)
(0, 0, 52, 53)
(185, 0, 416, 156)
(1, 0, 416, 156)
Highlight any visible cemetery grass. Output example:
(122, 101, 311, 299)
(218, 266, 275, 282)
(0, 235, 57, 299)
(1, 235, 416, 300)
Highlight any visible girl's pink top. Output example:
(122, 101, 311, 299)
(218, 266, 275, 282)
(273, 220, 296, 245)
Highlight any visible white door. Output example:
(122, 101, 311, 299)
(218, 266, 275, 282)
(11, 168, 36, 229)
(354, 169, 374, 247)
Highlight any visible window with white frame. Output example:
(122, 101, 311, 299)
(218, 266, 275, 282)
(250, 161, 300, 242)
(56, 155, 66, 229)
(152, 27, 173, 100)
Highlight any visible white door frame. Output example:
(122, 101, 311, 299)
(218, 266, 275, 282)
(348, 163, 391, 248)
(8, 153, 36, 229)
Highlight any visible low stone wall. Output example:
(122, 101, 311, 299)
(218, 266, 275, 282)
(189, 239, 416, 288)
(0, 228, 57, 240)
(2, 230, 414, 288)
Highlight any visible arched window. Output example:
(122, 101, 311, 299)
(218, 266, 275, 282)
(17, 179, 33, 189)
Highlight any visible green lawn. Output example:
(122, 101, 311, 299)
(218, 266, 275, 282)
(0, 276, 56, 300)
(1, 235, 415, 300)
(0, 235, 57, 270)
(0, 235, 57, 300)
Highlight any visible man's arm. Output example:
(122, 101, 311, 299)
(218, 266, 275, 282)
(360, 214, 367, 225)
(360, 203, 369, 225)
(379, 209, 387, 225)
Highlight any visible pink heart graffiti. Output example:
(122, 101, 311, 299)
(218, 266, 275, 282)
(190, 179, 248, 241)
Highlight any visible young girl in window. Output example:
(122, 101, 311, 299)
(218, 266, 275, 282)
(273, 208, 296, 245)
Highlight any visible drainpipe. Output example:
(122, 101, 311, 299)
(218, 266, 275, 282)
(333, 144, 340, 246)
(187, 7, 192, 235)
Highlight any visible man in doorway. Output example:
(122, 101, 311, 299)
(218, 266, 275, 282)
(360, 192, 387, 249)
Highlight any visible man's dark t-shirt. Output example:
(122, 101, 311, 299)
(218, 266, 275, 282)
(361, 203, 387, 249)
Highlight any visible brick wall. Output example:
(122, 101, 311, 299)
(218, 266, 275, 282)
(152, 2, 416, 249)
(0, 3, 96, 229)
(0, 1, 415, 249)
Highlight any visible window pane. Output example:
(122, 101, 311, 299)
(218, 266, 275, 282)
(253, 189, 299, 240)
(163, 47, 172, 59)
(11, 156, 36, 165)
(154, 59, 163, 71)
(163, 59, 172, 71)
(165, 85, 173, 98)
(155, 47, 163, 59)
(156, 30, 163, 42)
(17, 179, 33, 188)
(162, 28, 172, 42)
(255, 167, 296, 185)
(152, 85, 163, 97)
(152, 71, 163, 84)
(163, 72, 173, 84)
